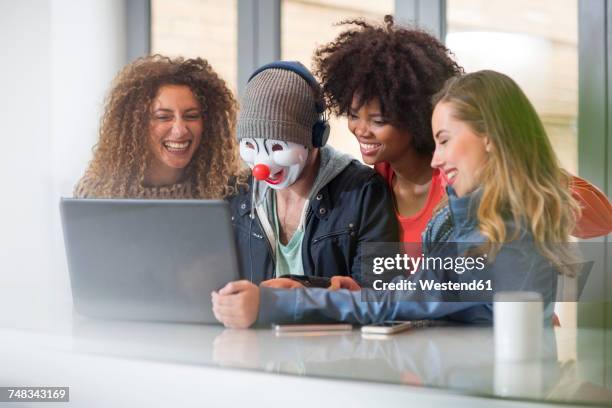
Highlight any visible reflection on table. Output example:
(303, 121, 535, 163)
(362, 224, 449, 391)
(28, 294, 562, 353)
(65, 317, 612, 406)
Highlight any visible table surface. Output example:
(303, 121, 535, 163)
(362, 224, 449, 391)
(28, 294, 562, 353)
(1, 297, 611, 408)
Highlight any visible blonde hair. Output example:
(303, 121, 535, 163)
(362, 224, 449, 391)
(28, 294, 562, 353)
(432, 70, 580, 273)
(76, 55, 244, 198)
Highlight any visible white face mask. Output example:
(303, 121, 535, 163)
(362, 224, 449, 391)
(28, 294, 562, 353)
(239, 138, 309, 190)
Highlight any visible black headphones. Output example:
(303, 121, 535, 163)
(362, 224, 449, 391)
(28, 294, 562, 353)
(247, 61, 330, 148)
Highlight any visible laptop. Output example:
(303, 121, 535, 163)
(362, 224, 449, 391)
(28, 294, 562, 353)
(60, 198, 240, 323)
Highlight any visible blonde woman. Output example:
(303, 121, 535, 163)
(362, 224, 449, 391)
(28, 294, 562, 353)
(75, 55, 242, 199)
(212, 70, 581, 328)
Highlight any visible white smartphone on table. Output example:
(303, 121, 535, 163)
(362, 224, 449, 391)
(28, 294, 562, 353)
(361, 320, 432, 335)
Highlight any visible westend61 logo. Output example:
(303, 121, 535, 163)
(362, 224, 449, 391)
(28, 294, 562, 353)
(372, 253, 488, 275)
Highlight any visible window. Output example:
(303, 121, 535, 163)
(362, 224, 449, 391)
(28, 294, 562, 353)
(281, 0, 394, 159)
(446, 0, 578, 173)
(151, 0, 238, 92)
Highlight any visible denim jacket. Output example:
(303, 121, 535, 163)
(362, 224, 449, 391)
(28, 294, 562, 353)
(256, 188, 557, 325)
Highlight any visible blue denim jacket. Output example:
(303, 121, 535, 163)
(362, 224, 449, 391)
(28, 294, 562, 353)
(257, 188, 557, 325)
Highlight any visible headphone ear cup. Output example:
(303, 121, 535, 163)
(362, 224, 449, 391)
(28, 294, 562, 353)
(312, 120, 330, 148)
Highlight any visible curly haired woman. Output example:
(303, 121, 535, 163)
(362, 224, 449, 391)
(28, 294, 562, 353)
(74, 55, 243, 199)
(314, 15, 611, 246)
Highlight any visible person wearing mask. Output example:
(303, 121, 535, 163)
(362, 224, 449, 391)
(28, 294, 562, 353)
(228, 61, 398, 288)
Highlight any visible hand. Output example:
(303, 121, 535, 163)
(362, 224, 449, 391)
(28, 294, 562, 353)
(213, 329, 260, 367)
(260, 277, 305, 289)
(329, 276, 361, 291)
(211, 280, 260, 329)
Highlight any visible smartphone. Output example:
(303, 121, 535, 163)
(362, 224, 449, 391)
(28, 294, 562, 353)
(361, 320, 431, 335)
(272, 323, 353, 333)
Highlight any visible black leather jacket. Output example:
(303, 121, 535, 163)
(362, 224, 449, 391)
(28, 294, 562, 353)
(228, 160, 399, 285)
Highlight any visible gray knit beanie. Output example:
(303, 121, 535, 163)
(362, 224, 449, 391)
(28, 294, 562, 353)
(237, 67, 320, 148)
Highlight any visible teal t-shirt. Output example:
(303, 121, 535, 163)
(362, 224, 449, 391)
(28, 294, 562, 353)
(272, 194, 305, 277)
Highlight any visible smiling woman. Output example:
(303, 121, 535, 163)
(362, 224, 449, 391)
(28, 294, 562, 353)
(74, 55, 243, 199)
(146, 84, 204, 187)
(314, 16, 462, 244)
(431, 102, 490, 198)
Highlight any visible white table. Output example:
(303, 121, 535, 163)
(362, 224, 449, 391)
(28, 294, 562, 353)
(1, 297, 610, 408)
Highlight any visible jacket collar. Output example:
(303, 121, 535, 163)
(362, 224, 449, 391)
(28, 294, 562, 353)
(307, 145, 353, 201)
(447, 186, 482, 229)
(308, 183, 333, 220)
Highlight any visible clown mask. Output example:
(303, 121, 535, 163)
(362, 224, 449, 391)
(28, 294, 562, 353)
(239, 138, 309, 190)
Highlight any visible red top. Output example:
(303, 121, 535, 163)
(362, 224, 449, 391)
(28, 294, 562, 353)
(375, 162, 445, 244)
(376, 162, 612, 242)
(571, 176, 612, 238)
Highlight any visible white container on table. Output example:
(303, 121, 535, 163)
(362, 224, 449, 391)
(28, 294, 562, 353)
(493, 291, 543, 362)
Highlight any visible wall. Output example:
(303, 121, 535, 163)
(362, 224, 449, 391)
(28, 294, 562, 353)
(0, 0, 126, 328)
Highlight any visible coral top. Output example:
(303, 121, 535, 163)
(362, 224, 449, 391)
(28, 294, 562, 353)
(570, 176, 612, 238)
(375, 162, 612, 242)
(375, 162, 445, 243)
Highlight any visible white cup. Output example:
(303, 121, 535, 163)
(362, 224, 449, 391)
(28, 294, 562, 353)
(494, 291, 543, 362)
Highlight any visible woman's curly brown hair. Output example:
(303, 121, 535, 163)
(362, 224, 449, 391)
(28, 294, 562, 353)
(77, 54, 243, 198)
(314, 15, 463, 155)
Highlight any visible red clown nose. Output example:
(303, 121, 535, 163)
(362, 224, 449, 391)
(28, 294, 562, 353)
(252, 164, 271, 181)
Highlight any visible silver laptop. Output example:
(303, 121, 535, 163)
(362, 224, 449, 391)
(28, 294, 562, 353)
(60, 198, 240, 323)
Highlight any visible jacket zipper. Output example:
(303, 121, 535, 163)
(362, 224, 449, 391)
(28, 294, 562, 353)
(253, 211, 276, 265)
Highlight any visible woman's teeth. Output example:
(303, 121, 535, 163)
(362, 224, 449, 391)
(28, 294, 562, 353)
(360, 142, 381, 150)
(359, 142, 382, 155)
(163, 141, 190, 151)
(446, 170, 458, 183)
